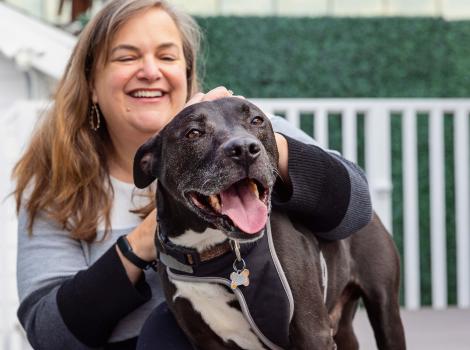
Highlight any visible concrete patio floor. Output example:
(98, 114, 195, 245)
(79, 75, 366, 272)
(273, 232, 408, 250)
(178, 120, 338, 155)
(354, 307, 470, 349)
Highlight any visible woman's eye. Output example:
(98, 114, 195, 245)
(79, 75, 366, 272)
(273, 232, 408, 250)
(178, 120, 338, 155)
(116, 56, 136, 62)
(161, 55, 176, 61)
(251, 116, 264, 125)
(186, 129, 202, 139)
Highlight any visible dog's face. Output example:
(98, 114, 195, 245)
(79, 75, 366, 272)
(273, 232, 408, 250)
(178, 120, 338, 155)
(134, 97, 279, 240)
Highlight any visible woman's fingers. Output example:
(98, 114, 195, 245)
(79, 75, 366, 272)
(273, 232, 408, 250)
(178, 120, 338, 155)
(185, 86, 246, 107)
(184, 87, 246, 114)
(201, 86, 233, 101)
(185, 92, 205, 107)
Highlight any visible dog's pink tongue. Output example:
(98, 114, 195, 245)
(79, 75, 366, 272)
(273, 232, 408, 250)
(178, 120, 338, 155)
(220, 181, 267, 234)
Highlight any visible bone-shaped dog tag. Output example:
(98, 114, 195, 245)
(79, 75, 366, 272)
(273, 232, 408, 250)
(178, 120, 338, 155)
(230, 269, 250, 289)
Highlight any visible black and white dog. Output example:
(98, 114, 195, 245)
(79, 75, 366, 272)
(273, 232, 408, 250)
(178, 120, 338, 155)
(134, 97, 406, 350)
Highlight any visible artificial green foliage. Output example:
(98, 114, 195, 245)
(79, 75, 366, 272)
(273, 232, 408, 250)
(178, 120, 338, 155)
(197, 16, 469, 97)
(416, 114, 432, 306)
(446, 21, 470, 96)
(444, 114, 456, 306)
(390, 115, 404, 306)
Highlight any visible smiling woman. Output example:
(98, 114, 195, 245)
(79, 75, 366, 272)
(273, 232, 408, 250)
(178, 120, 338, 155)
(12, 0, 373, 349)
(12, 1, 205, 348)
(91, 7, 188, 183)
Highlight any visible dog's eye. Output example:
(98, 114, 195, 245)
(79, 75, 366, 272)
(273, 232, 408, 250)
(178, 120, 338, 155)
(251, 116, 264, 126)
(186, 129, 203, 139)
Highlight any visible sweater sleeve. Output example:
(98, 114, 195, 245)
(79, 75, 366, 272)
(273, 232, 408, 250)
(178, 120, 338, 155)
(16, 209, 151, 349)
(270, 115, 372, 240)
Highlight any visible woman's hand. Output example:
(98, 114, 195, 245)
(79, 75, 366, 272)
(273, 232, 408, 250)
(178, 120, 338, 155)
(274, 133, 290, 186)
(185, 86, 244, 107)
(116, 209, 157, 284)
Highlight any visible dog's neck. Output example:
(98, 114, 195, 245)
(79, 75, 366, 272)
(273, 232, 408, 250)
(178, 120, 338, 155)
(168, 227, 227, 253)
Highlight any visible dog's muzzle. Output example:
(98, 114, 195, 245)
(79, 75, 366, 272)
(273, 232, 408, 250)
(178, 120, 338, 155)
(187, 178, 269, 235)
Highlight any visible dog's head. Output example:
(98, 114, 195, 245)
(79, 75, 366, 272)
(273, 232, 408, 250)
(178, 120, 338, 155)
(134, 97, 279, 241)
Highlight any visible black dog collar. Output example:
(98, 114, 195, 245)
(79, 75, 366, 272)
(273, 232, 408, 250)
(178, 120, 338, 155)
(156, 224, 261, 275)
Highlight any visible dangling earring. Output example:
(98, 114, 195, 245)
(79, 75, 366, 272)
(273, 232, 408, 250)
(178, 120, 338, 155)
(89, 103, 101, 131)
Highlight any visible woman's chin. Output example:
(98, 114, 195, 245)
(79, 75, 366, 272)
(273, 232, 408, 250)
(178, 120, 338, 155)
(130, 113, 172, 135)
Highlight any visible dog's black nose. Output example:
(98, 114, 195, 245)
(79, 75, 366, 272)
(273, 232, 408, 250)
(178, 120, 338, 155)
(223, 137, 261, 165)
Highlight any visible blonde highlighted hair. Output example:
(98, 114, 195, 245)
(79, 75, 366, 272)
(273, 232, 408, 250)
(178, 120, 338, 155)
(13, 0, 202, 241)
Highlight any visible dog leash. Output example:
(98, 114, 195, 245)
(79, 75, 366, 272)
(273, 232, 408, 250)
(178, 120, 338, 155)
(319, 250, 328, 304)
(320, 250, 335, 349)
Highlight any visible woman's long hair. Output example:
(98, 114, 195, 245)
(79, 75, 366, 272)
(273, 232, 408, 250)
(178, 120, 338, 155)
(12, 0, 202, 241)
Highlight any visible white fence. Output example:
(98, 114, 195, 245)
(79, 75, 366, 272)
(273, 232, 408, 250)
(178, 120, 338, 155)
(1, 98, 469, 349)
(252, 98, 470, 310)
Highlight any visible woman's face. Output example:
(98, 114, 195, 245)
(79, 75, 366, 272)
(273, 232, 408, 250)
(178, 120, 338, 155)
(91, 7, 188, 146)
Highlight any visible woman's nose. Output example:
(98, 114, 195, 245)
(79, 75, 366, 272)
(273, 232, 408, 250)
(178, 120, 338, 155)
(137, 57, 162, 81)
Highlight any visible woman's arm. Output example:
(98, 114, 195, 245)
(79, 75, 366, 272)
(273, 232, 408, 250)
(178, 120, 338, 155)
(16, 209, 150, 349)
(270, 115, 373, 240)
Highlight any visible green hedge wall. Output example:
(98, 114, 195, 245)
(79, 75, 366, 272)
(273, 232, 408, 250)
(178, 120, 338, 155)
(197, 17, 470, 98)
(198, 17, 470, 306)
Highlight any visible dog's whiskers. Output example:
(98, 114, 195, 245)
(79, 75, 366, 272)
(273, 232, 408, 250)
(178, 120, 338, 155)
(200, 178, 212, 192)
(271, 165, 281, 179)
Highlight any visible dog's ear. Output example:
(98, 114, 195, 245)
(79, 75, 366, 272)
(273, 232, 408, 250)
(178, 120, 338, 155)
(133, 134, 162, 188)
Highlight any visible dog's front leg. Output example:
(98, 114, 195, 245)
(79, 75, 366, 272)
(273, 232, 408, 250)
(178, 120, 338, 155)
(288, 296, 336, 350)
(277, 249, 337, 349)
(270, 215, 336, 350)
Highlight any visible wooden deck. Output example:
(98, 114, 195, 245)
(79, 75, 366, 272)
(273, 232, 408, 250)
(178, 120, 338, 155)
(354, 307, 470, 349)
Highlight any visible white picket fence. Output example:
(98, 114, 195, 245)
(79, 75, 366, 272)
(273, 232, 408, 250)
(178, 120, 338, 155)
(1, 98, 469, 349)
(252, 98, 470, 311)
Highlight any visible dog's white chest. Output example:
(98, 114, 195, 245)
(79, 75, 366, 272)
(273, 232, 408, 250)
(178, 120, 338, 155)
(172, 280, 265, 350)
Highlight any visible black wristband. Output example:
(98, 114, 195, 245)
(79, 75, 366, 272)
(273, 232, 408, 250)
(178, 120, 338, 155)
(116, 235, 157, 271)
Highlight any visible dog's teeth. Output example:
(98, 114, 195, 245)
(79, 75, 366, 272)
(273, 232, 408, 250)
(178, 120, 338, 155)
(209, 195, 221, 212)
(248, 180, 259, 199)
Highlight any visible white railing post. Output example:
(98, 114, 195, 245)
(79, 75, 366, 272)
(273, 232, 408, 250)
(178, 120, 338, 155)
(403, 109, 421, 309)
(365, 107, 392, 232)
(285, 107, 300, 129)
(429, 109, 447, 309)
(342, 108, 357, 163)
(454, 109, 470, 308)
(314, 108, 329, 149)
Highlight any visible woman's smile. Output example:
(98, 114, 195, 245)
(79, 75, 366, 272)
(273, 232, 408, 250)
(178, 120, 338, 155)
(92, 7, 188, 145)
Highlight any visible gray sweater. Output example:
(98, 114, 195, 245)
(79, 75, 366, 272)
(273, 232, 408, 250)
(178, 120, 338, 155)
(17, 116, 372, 349)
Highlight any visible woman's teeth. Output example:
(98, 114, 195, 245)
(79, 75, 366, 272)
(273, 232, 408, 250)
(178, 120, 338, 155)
(131, 90, 163, 98)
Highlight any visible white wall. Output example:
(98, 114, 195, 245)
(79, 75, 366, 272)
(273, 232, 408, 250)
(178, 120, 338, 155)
(180, 0, 470, 18)
(0, 100, 46, 350)
(0, 55, 28, 111)
(5, 0, 470, 20)
(154, 0, 470, 18)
